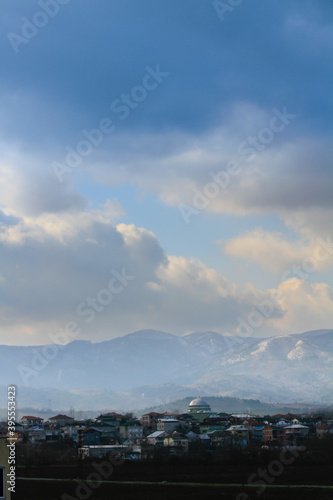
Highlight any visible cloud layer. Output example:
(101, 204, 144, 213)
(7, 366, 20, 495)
(0, 0, 332, 344)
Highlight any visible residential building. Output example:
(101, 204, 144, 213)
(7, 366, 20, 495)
(316, 424, 333, 438)
(82, 428, 102, 446)
(227, 425, 249, 448)
(27, 427, 45, 444)
(119, 423, 143, 441)
(140, 412, 163, 429)
(284, 424, 309, 442)
(147, 431, 168, 446)
(163, 432, 189, 454)
(157, 419, 179, 433)
(21, 416, 44, 429)
(49, 414, 74, 428)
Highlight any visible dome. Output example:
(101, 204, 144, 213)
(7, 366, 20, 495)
(189, 397, 209, 407)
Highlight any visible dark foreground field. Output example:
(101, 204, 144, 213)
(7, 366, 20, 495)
(13, 444, 333, 499)
(13, 479, 333, 500)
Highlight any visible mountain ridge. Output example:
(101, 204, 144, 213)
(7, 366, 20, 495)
(0, 328, 332, 408)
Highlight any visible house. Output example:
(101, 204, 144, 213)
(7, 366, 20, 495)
(185, 431, 199, 443)
(49, 414, 75, 428)
(45, 429, 62, 442)
(27, 427, 45, 443)
(21, 416, 44, 429)
(262, 424, 286, 444)
(198, 433, 211, 445)
(97, 427, 117, 444)
(200, 416, 229, 433)
(251, 425, 264, 442)
(119, 423, 143, 441)
(208, 430, 232, 448)
(227, 425, 249, 438)
(62, 426, 78, 442)
(163, 432, 189, 454)
(96, 413, 124, 426)
(316, 424, 333, 439)
(227, 425, 249, 448)
(82, 428, 102, 446)
(0, 438, 12, 500)
(284, 424, 309, 442)
(140, 412, 163, 429)
(157, 419, 179, 433)
(262, 425, 274, 442)
(146, 430, 168, 446)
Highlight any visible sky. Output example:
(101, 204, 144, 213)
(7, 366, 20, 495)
(0, 0, 332, 345)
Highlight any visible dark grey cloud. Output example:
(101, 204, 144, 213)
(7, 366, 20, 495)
(1, 0, 332, 148)
(0, 0, 331, 219)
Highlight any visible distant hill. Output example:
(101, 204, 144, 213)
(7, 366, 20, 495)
(138, 395, 331, 417)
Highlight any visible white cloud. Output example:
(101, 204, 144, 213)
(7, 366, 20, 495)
(0, 204, 280, 344)
(1, 200, 331, 346)
(268, 279, 333, 334)
(222, 225, 333, 274)
(0, 149, 86, 217)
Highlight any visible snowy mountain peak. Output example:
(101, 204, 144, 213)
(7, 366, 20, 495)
(0, 329, 332, 405)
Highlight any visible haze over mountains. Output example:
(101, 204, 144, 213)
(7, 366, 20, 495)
(0, 329, 332, 410)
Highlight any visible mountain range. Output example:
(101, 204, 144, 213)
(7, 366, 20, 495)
(0, 328, 332, 410)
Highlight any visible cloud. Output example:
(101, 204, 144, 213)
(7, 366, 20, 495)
(1, 1, 332, 145)
(0, 202, 332, 345)
(0, 1, 331, 345)
(0, 149, 86, 217)
(267, 279, 333, 335)
(222, 225, 333, 274)
(64, 92, 324, 209)
(0, 204, 281, 345)
(0, 2, 331, 228)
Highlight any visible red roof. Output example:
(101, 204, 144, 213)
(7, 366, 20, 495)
(21, 416, 43, 420)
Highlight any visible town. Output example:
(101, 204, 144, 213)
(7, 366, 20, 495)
(1, 398, 332, 460)
(1, 397, 333, 500)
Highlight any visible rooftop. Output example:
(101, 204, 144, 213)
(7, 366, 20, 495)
(49, 414, 74, 420)
(21, 416, 43, 420)
(189, 398, 209, 407)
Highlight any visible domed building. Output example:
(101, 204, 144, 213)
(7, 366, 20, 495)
(187, 397, 211, 415)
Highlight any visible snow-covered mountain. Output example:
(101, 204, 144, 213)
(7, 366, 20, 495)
(0, 329, 332, 407)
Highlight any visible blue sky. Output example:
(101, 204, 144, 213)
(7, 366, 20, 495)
(0, 0, 332, 345)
